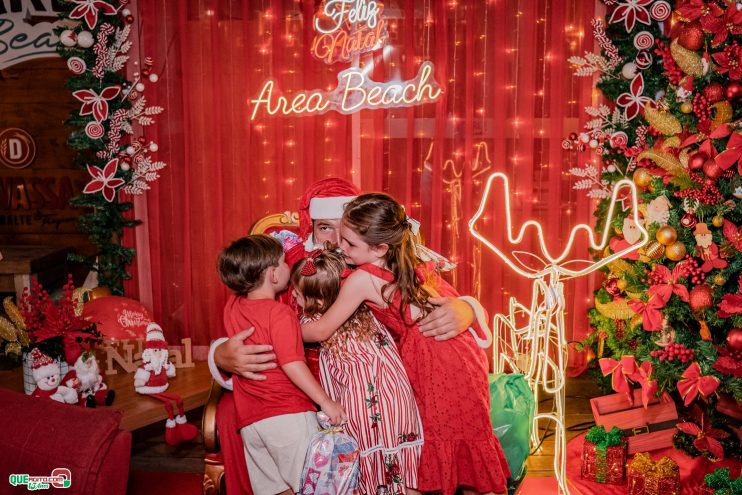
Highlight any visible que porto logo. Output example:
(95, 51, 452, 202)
(0, 128, 36, 169)
(250, 0, 442, 119)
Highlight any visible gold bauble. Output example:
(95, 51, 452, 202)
(714, 274, 727, 286)
(712, 215, 724, 227)
(633, 167, 653, 188)
(656, 225, 678, 245)
(614, 226, 623, 236)
(665, 241, 687, 261)
(616, 278, 629, 291)
(680, 101, 693, 113)
(645, 240, 666, 259)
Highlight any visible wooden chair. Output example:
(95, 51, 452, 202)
(202, 211, 299, 495)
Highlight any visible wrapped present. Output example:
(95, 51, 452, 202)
(701, 467, 742, 495)
(301, 413, 360, 495)
(580, 425, 627, 484)
(590, 389, 678, 454)
(627, 452, 680, 495)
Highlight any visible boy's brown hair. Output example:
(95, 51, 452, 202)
(217, 234, 283, 296)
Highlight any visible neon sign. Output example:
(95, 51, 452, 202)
(311, 0, 388, 65)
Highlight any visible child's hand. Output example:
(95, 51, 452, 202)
(321, 400, 347, 426)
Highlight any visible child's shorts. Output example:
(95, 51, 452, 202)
(240, 410, 319, 494)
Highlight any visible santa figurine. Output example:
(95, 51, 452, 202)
(30, 348, 78, 404)
(134, 323, 199, 445)
(695, 223, 729, 272)
(63, 346, 115, 407)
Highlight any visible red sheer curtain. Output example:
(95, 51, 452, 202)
(129, 0, 597, 362)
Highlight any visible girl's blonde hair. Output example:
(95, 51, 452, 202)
(342, 193, 432, 324)
(291, 251, 376, 349)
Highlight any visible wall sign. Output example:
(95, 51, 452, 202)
(0, 128, 36, 169)
(250, 0, 442, 119)
(0, 0, 62, 70)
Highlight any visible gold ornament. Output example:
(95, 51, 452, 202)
(637, 149, 690, 188)
(616, 278, 629, 290)
(3, 297, 25, 330)
(645, 240, 666, 259)
(665, 241, 687, 261)
(712, 215, 724, 227)
(633, 167, 653, 188)
(645, 105, 682, 135)
(679, 148, 690, 169)
(656, 225, 678, 245)
(670, 39, 704, 77)
(714, 273, 727, 286)
(711, 101, 732, 130)
(680, 101, 693, 113)
(662, 136, 681, 149)
(595, 297, 635, 319)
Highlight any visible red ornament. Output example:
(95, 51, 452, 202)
(703, 158, 723, 180)
(677, 21, 704, 51)
(727, 328, 742, 352)
(689, 284, 714, 312)
(125, 15, 134, 23)
(703, 83, 724, 104)
(681, 213, 698, 229)
(725, 81, 742, 101)
(689, 152, 708, 171)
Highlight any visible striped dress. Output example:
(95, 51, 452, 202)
(307, 312, 423, 495)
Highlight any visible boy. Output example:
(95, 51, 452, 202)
(217, 234, 345, 495)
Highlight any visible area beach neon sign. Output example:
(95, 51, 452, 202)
(249, 0, 442, 120)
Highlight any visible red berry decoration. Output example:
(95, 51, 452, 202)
(678, 21, 704, 51)
(689, 152, 708, 171)
(703, 83, 724, 104)
(727, 328, 742, 352)
(689, 284, 714, 312)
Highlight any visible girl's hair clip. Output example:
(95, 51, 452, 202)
(301, 259, 318, 276)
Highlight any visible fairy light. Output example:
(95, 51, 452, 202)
(471, 173, 647, 494)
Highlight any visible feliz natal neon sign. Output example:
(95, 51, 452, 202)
(250, 0, 442, 119)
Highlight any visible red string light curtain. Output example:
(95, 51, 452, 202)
(130, 0, 597, 360)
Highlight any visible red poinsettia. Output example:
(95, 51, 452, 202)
(648, 265, 690, 304)
(704, 3, 742, 46)
(83, 158, 125, 202)
(712, 42, 742, 80)
(676, 415, 729, 460)
(718, 293, 742, 318)
(676, 0, 725, 31)
(713, 347, 742, 378)
(608, 0, 653, 32)
(715, 131, 742, 173)
(69, 0, 117, 30)
(72, 86, 121, 123)
(722, 219, 742, 251)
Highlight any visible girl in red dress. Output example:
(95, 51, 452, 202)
(302, 193, 509, 495)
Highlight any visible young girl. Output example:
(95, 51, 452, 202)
(291, 251, 423, 495)
(301, 193, 510, 495)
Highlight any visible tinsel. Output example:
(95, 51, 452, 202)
(581, 426, 627, 485)
(627, 453, 680, 495)
(703, 467, 742, 495)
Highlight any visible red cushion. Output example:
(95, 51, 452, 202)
(0, 388, 131, 495)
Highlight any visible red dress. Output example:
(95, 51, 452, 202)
(357, 263, 510, 495)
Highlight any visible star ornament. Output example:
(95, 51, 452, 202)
(609, 0, 653, 32)
(70, 0, 117, 30)
(73, 86, 121, 123)
(616, 74, 652, 120)
(83, 158, 125, 202)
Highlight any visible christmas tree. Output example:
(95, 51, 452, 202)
(568, 0, 742, 461)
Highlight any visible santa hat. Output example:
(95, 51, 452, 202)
(694, 223, 712, 236)
(31, 348, 58, 381)
(144, 323, 168, 350)
(298, 178, 360, 238)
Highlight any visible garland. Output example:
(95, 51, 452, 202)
(567, 0, 742, 460)
(55, 0, 166, 294)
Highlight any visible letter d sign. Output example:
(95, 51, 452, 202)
(0, 128, 36, 169)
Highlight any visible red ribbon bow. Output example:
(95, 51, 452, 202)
(677, 362, 720, 406)
(628, 295, 665, 331)
(676, 415, 729, 460)
(599, 356, 657, 408)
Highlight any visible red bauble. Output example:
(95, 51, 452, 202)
(703, 83, 725, 104)
(689, 284, 714, 312)
(689, 152, 708, 171)
(727, 328, 742, 352)
(703, 158, 723, 180)
(677, 22, 704, 51)
(681, 213, 698, 228)
(725, 81, 742, 101)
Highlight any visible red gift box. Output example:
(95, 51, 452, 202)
(590, 389, 678, 454)
(580, 440, 627, 484)
(627, 452, 680, 495)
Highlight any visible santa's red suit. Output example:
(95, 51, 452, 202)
(63, 352, 115, 407)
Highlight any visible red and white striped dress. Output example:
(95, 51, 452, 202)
(308, 312, 423, 495)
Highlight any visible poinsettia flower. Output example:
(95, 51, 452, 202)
(616, 74, 652, 120)
(712, 43, 742, 80)
(705, 4, 742, 46)
(73, 86, 121, 123)
(676, 0, 725, 30)
(676, 416, 729, 460)
(69, 0, 117, 30)
(718, 293, 742, 318)
(608, 0, 653, 32)
(713, 353, 742, 378)
(715, 132, 742, 173)
(722, 219, 742, 252)
(648, 265, 690, 303)
(83, 158, 125, 202)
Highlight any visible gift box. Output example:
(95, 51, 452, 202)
(580, 425, 627, 484)
(627, 452, 680, 495)
(701, 467, 742, 495)
(590, 389, 678, 454)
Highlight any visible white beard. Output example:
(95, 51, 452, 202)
(75, 356, 100, 392)
(143, 349, 168, 374)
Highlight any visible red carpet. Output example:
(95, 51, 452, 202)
(127, 470, 202, 495)
(516, 476, 559, 493)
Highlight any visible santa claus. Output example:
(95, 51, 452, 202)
(134, 323, 199, 445)
(63, 348, 115, 407)
(30, 348, 78, 404)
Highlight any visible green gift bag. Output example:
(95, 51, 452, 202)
(489, 373, 535, 482)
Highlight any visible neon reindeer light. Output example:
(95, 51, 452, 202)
(468, 173, 648, 494)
